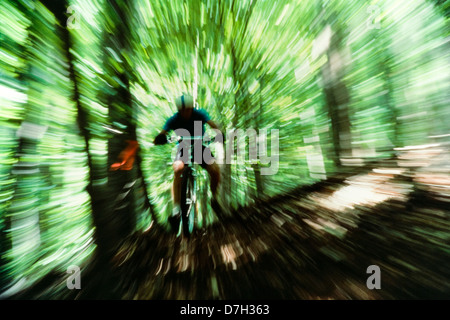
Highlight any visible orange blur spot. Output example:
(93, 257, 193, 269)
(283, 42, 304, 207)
(110, 140, 139, 171)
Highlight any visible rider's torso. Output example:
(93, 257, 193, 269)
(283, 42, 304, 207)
(163, 108, 210, 136)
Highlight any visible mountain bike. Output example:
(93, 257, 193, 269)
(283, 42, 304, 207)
(170, 136, 210, 237)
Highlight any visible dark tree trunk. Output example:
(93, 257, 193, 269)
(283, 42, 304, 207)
(42, 1, 119, 270)
(321, 30, 353, 167)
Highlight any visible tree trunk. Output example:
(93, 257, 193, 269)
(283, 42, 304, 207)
(42, 1, 118, 267)
(321, 29, 352, 167)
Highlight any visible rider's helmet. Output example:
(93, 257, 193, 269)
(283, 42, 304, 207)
(175, 94, 194, 111)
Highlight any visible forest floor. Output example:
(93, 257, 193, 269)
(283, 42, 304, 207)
(10, 144, 450, 300)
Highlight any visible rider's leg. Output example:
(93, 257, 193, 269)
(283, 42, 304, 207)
(205, 162, 220, 198)
(202, 145, 220, 198)
(168, 160, 184, 231)
(172, 160, 185, 214)
(205, 162, 223, 216)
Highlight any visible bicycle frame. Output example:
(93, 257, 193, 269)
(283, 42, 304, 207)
(175, 136, 205, 236)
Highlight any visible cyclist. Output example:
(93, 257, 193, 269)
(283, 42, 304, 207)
(153, 94, 224, 231)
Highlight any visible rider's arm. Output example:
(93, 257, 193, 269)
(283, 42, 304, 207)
(207, 120, 219, 130)
(154, 113, 176, 145)
(207, 120, 225, 142)
(154, 129, 168, 145)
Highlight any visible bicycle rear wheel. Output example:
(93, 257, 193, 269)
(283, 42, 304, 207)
(180, 167, 196, 237)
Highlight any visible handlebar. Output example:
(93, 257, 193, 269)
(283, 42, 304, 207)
(154, 133, 224, 146)
(169, 135, 203, 141)
(168, 135, 215, 145)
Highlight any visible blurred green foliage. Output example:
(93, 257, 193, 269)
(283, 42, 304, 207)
(0, 0, 449, 293)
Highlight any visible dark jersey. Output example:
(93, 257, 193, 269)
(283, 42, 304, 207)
(163, 108, 211, 136)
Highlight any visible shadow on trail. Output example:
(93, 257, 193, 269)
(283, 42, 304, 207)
(11, 148, 450, 300)
(97, 151, 450, 300)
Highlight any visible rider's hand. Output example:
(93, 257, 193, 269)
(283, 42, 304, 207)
(154, 133, 168, 145)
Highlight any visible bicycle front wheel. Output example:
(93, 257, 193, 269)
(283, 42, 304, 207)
(180, 167, 196, 237)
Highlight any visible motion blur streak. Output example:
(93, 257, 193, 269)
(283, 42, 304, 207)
(0, 0, 449, 299)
